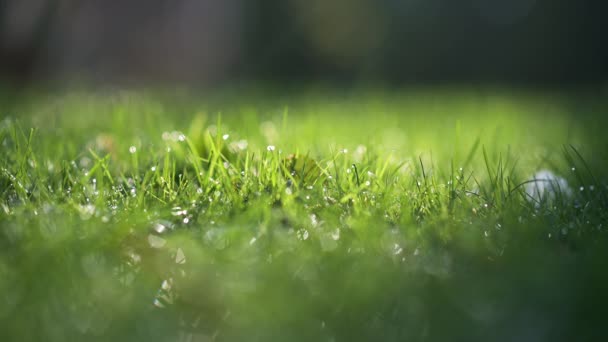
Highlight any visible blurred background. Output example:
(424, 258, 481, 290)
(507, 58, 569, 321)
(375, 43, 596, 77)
(0, 0, 606, 87)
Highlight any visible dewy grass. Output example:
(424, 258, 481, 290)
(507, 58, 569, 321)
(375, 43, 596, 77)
(1, 90, 608, 341)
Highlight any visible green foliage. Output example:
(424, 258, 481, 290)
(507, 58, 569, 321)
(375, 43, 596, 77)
(1, 90, 608, 341)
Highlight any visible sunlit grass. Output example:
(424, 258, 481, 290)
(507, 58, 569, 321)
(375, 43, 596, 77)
(1, 89, 608, 341)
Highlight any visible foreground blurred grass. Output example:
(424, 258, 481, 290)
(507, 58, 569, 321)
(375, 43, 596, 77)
(1, 89, 608, 341)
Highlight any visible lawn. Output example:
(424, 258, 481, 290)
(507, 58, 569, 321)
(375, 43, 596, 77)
(1, 88, 608, 341)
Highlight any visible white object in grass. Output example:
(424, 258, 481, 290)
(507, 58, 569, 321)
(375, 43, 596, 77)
(524, 170, 572, 204)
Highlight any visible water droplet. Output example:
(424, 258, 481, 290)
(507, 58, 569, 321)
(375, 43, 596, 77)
(393, 243, 403, 255)
(175, 248, 186, 264)
(183, 217, 190, 224)
(162, 279, 173, 291)
(571, 167, 576, 171)
(148, 235, 166, 248)
(129, 146, 137, 154)
(341, 148, 348, 154)
(310, 214, 318, 227)
(222, 134, 230, 140)
(267, 145, 276, 152)
(580, 186, 584, 192)
(128, 251, 141, 265)
(178, 134, 186, 142)
(153, 298, 165, 308)
(151, 166, 157, 172)
(297, 229, 309, 240)
(171, 207, 187, 216)
(249, 237, 257, 245)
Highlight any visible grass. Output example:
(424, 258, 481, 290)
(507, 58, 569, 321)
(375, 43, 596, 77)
(1, 88, 608, 341)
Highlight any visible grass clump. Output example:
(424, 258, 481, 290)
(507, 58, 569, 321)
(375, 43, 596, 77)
(1, 90, 608, 341)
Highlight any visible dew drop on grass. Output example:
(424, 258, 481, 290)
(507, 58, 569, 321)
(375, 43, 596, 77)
(129, 146, 137, 154)
(267, 145, 276, 152)
(393, 243, 403, 255)
(151, 166, 157, 172)
(222, 134, 230, 140)
(331, 228, 340, 241)
(297, 229, 309, 240)
(249, 237, 257, 245)
(153, 298, 165, 308)
(310, 214, 318, 227)
(148, 234, 167, 248)
(175, 248, 186, 264)
(153, 222, 167, 233)
(171, 206, 187, 216)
